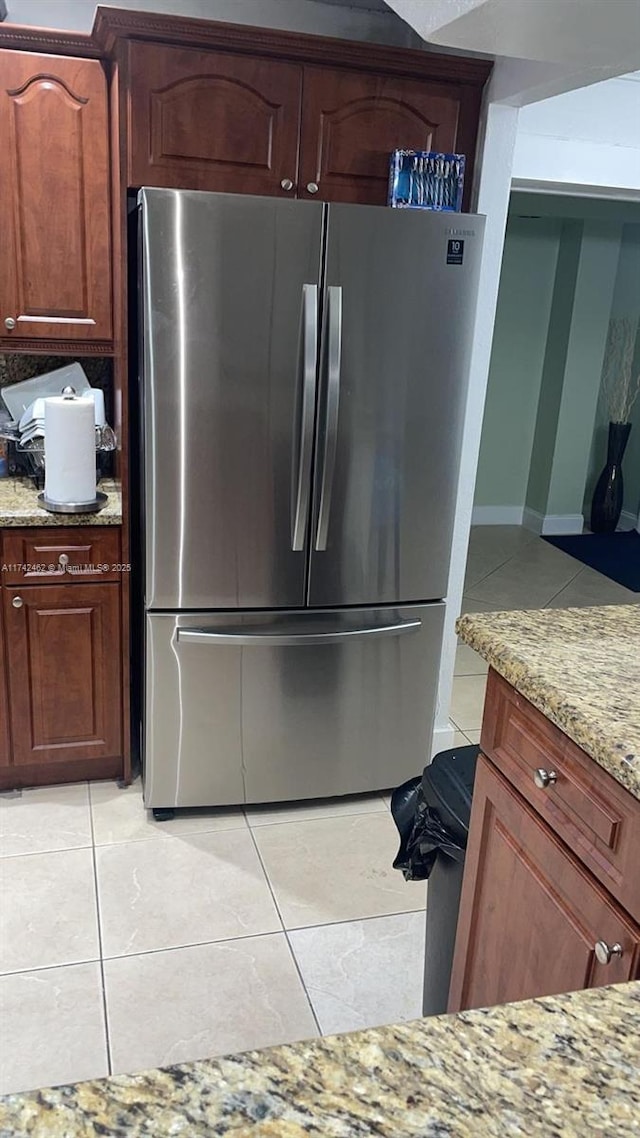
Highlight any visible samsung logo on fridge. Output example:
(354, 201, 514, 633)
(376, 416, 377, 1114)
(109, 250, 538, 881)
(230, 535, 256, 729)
(446, 227, 476, 237)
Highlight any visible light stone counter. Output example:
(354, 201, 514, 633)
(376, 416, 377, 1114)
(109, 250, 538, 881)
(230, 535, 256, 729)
(0, 982, 638, 1136)
(457, 604, 640, 801)
(0, 477, 121, 526)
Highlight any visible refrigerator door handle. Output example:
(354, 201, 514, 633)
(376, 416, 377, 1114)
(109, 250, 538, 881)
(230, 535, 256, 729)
(315, 284, 342, 551)
(291, 283, 319, 551)
(177, 618, 421, 647)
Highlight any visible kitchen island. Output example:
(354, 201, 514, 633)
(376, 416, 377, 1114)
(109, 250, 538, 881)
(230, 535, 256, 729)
(456, 603, 640, 799)
(0, 981, 638, 1137)
(450, 603, 640, 1016)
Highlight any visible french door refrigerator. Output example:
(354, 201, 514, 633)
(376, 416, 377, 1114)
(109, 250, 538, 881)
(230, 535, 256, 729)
(138, 187, 484, 810)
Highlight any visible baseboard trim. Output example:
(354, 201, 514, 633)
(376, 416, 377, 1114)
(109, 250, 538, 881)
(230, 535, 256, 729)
(522, 507, 543, 534)
(479, 506, 586, 536)
(619, 509, 638, 531)
(430, 724, 455, 758)
(471, 505, 524, 526)
(540, 513, 584, 536)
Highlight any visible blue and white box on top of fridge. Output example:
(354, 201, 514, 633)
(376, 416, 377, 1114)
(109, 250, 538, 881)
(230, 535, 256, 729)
(388, 150, 465, 211)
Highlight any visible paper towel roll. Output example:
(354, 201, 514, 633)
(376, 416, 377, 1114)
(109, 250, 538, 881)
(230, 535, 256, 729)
(80, 388, 106, 427)
(44, 396, 96, 505)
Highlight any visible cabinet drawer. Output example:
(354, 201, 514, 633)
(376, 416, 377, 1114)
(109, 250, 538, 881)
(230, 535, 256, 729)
(2, 528, 121, 584)
(482, 669, 640, 918)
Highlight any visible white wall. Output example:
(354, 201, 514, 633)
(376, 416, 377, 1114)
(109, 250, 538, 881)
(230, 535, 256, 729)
(433, 97, 519, 742)
(513, 74, 640, 192)
(5, 0, 421, 45)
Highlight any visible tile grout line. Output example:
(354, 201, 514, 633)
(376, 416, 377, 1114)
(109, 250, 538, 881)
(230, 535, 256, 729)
(543, 564, 589, 608)
(0, 904, 428, 979)
(242, 800, 388, 829)
(0, 841, 95, 861)
(245, 825, 323, 1038)
(464, 533, 586, 607)
(87, 781, 113, 1076)
(462, 536, 541, 595)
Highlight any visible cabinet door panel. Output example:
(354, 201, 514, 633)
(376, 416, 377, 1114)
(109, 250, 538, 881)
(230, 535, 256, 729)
(0, 601, 9, 766)
(0, 51, 112, 344)
(448, 754, 640, 1013)
(482, 669, 640, 918)
(299, 66, 460, 205)
(4, 583, 121, 767)
(127, 41, 302, 195)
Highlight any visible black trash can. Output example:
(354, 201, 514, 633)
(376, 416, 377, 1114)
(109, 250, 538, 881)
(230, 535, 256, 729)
(391, 744, 478, 1017)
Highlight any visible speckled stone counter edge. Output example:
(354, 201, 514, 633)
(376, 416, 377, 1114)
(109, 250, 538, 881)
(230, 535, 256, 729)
(0, 478, 122, 526)
(0, 982, 638, 1137)
(456, 608, 640, 801)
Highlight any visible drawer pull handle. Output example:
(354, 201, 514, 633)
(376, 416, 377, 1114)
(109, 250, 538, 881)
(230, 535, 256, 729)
(280, 178, 294, 191)
(534, 768, 557, 789)
(306, 182, 319, 194)
(595, 940, 623, 965)
(12, 596, 23, 609)
(58, 553, 69, 569)
(4, 317, 16, 331)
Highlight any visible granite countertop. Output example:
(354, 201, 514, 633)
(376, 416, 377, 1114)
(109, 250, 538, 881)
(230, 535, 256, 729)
(457, 604, 640, 801)
(0, 982, 638, 1136)
(0, 477, 122, 526)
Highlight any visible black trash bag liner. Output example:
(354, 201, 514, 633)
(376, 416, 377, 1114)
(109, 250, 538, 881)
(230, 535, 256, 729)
(391, 777, 467, 882)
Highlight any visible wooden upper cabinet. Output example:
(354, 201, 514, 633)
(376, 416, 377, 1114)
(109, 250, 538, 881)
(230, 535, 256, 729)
(0, 602, 9, 767)
(0, 51, 112, 346)
(448, 754, 640, 1014)
(127, 41, 303, 195)
(298, 67, 460, 205)
(3, 582, 122, 769)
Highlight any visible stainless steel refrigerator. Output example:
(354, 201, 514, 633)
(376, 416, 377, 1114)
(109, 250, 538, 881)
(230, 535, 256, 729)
(138, 187, 484, 810)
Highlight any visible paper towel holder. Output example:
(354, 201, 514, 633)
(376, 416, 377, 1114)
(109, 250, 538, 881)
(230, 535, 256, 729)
(38, 384, 108, 514)
(37, 490, 108, 515)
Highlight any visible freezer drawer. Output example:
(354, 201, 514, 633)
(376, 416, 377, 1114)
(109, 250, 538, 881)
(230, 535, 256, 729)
(143, 604, 445, 809)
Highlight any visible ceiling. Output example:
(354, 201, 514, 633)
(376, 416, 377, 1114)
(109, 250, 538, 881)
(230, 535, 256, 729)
(385, 0, 640, 69)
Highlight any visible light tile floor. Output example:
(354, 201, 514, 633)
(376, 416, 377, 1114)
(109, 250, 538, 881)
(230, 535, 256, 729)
(1, 525, 632, 1095)
(449, 524, 636, 738)
(0, 781, 430, 1094)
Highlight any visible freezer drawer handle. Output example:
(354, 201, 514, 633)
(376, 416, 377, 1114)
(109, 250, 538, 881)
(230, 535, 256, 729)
(177, 619, 421, 647)
(291, 283, 319, 552)
(315, 285, 342, 551)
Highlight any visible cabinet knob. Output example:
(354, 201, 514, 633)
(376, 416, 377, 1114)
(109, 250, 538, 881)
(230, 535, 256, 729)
(12, 596, 23, 609)
(533, 767, 557, 789)
(59, 553, 70, 569)
(595, 940, 623, 965)
(4, 317, 16, 331)
(306, 182, 319, 194)
(280, 178, 294, 191)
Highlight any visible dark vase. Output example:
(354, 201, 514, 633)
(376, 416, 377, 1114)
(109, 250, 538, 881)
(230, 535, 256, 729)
(590, 420, 632, 534)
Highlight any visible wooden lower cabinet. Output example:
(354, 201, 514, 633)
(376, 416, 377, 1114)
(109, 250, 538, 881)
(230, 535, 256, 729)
(1, 581, 123, 788)
(448, 752, 640, 1012)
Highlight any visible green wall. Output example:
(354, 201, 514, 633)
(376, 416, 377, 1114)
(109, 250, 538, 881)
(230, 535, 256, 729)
(474, 215, 561, 509)
(545, 220, 622, 517)
(525, 220, 582, 515)
(475, 192, 640, 526)
(584, 223, 640, 519)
